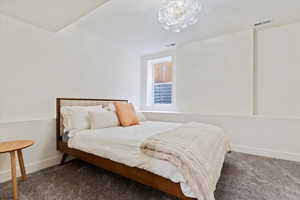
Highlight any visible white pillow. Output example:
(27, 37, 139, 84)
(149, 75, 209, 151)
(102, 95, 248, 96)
(62, 110, 90, 132)
(61, 105, 103, 132)
(89, 111, 119, 129)
(136, 112, 147, 122)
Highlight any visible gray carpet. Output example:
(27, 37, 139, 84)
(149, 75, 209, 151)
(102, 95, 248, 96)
(0, 152, 299, 200)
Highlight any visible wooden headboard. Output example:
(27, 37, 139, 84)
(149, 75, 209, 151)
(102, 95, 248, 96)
(56, 98, 128, 150)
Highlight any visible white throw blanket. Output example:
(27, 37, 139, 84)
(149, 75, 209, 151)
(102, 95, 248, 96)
(140, 122, 231, 200)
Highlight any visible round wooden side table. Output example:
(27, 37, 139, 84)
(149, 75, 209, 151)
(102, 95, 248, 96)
(0, 140, 34, 200)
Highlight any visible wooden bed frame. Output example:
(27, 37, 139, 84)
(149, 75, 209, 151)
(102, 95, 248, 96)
(56, 98, 195, 200)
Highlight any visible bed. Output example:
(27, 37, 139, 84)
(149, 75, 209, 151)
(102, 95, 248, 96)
(56, 98, 230, 200)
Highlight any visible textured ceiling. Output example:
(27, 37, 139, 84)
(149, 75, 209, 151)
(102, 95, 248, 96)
(0, 0, 110, 31)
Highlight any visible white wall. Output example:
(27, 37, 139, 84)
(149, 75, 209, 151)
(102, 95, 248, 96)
(144, 112, 300, 162)
(141, 23, 300, 163)
(142, 23, 300, 118)
(0, 14, 140, 121)
(256, 22, 300, 117)
(0, 119, 59, 182)
(0, 13, 140, 183)
(176, 30, 254, 115)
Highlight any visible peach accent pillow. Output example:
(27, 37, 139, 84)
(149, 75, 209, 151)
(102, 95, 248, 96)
(114, 102, 139, 127)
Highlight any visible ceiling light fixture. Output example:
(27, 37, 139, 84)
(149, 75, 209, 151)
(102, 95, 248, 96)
(158, 0, 202, 33)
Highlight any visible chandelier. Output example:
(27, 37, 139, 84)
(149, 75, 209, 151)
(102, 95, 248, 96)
(158, 0, 202, 33)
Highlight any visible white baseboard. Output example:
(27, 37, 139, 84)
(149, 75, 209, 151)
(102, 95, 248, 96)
(0, 145, 298, 184)
(231, 144, 300, 162)
(0, 155, 61, 184)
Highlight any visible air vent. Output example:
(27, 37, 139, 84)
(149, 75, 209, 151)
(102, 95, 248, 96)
(254, 20, 272, 27)
(165, 43, 176, 48)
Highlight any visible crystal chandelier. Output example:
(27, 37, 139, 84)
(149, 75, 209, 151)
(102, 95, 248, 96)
(158, 0, 202, 33)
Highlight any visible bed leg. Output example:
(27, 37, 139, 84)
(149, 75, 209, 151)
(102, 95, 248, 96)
(60, 153, 68, 165)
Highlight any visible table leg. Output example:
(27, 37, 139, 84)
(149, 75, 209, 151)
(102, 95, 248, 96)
(17, 150, 27, 181)
(10, 151, 18, 200)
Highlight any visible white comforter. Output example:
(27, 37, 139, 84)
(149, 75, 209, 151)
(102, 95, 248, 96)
(68, 121, 195, 197)
(68, 121, 227, 198)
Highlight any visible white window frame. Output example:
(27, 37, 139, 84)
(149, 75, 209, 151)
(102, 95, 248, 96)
(142, 51, 176, 111)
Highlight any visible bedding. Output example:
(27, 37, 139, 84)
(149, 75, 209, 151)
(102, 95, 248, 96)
(141, 122, 231, 200)
(61, 105, 103, 132)
(62, 112, 145, 142)
(62, 110, 91, 132)
(89, 111, 119, 129)
(67, 121, 229, 199)
(114, 102, 139, 127)
(67, 121, 195, 197)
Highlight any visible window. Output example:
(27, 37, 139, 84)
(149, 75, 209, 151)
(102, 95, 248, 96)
(146, 56, 175, 108)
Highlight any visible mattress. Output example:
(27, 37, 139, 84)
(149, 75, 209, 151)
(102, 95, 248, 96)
(67, 121, 195, 198)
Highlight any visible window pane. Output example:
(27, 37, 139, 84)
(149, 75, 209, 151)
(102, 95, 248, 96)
(154, 62, 172, 83)
(153, 61, 172, 104)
